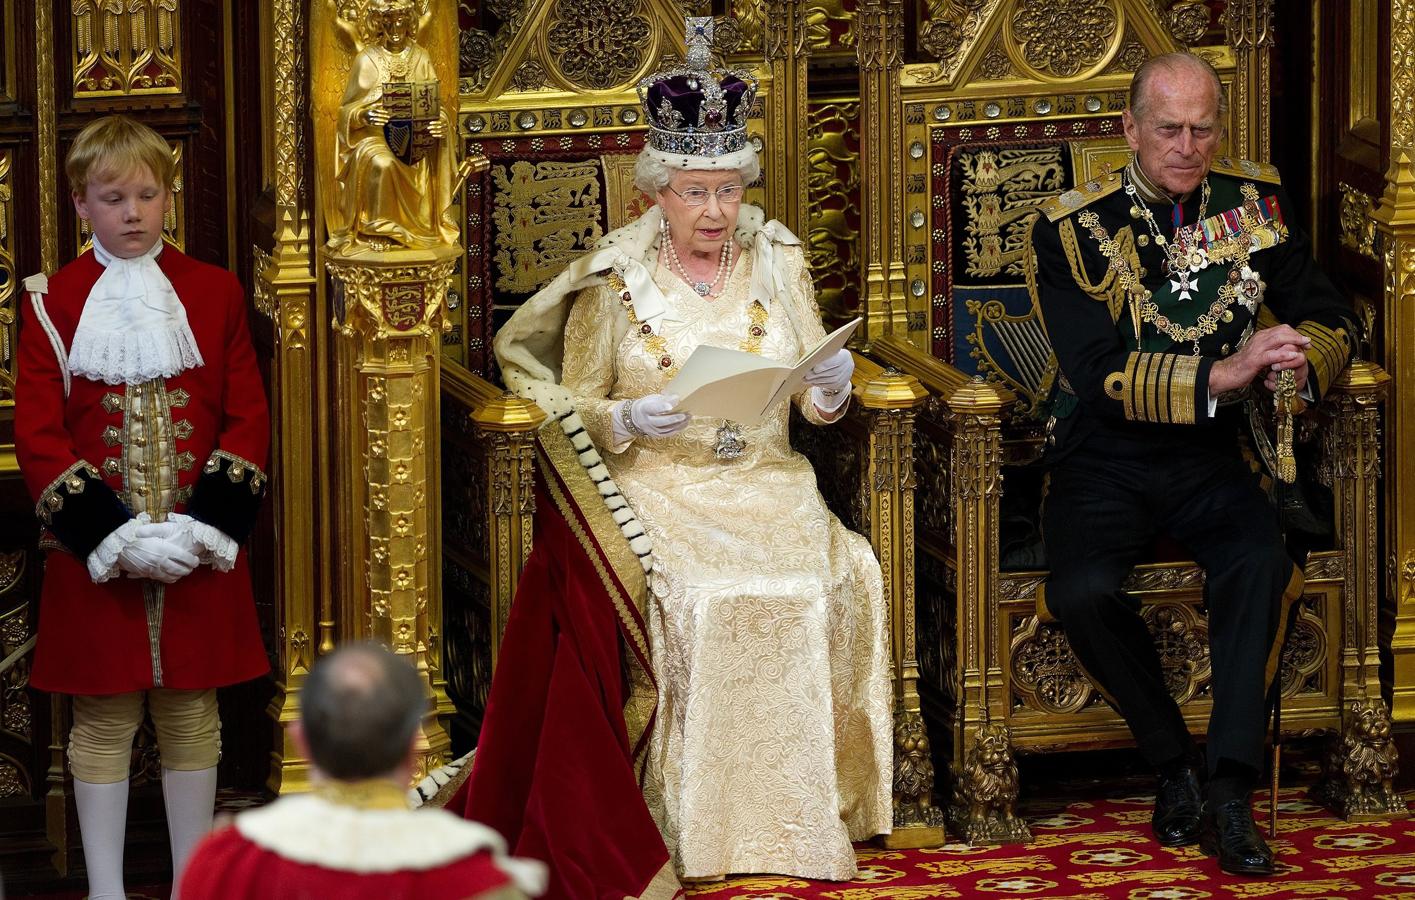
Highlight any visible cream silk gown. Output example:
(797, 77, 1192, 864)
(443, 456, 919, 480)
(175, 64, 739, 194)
(560, 242, 893, 881)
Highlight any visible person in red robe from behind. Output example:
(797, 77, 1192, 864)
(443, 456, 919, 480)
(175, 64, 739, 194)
(179, 643, 546, 900)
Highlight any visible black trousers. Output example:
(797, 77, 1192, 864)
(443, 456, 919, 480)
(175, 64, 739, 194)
(1041, 427, 1299, 775)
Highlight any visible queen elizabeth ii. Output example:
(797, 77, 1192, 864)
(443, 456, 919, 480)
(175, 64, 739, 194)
(489, 19, 892, 883)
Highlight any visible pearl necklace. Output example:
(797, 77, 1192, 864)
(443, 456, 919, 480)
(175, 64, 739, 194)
(661, 218, 732, 297)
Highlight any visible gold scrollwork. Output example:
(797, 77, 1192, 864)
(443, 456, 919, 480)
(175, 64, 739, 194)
(807, 100, 862, 324)
(1339, 183, 1378, 260)
(71, 0, 181, 97)
(491, 160, 604, 294)
(917, 0, 998, 79)
(1010, 617, 1094, 714)
(1006, 0, 1122, 81)
(1142, 601, 1211, 705)
(252, 245, 275, 320)
(1166, 0, 1212, 45)
(543, 0, 652, 91)
(730, 0, 767, 53)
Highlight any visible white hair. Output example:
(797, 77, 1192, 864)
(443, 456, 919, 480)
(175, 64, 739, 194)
(633, 145, 761, 195)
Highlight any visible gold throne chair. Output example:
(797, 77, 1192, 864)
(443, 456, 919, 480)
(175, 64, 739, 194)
(436, 2, 949, 847)
(860, 0, 1405, 845)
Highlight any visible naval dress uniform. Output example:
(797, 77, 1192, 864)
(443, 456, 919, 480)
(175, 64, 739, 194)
(1030, 156, 1357, 776)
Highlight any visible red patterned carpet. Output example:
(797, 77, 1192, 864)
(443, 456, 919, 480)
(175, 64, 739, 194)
(683, 785, 1415, 900)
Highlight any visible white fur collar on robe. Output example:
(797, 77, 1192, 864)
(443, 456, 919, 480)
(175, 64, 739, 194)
(491, 205, 803, 576)
(68, 237, 204, 385)
(493, 204, 802, 421)
(234, 791, 548, 893)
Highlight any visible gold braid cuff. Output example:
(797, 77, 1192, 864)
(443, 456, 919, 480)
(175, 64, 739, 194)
(35, 460, 101, 524)
(1104, 352, 1202, 425)
(202, 449, 269, 495)
(1296, 321, 1350, 398)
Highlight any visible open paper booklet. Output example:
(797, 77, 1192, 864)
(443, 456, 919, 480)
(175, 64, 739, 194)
(664, 317, 862, 426)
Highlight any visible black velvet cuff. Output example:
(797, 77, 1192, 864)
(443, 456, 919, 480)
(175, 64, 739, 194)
(36, 462, 133, 559)
(187, 451, 268, 545)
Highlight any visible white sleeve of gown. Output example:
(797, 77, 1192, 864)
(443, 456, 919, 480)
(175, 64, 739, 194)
(784, 247, 851, 425)
(562, 284, 633, 453)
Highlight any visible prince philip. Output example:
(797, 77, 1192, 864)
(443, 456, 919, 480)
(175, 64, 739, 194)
(1030, 52, 1357, 876)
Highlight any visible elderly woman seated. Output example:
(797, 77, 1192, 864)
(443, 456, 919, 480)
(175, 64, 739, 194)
(453, 19, 891, 897)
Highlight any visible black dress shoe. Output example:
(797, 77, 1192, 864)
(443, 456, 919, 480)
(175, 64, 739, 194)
(1151, 765, 1203, 846)
(1199, 798, 1275, 876)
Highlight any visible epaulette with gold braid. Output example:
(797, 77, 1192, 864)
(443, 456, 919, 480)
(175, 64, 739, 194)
(1209, 156, 1281, 184)
(1040, 170, 1124, 222)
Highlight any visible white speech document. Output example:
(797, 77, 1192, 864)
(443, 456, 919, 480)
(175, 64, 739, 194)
(664, 317, 862, 426)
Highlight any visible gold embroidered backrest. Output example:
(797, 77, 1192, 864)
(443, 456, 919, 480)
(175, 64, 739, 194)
(895, 2, 1255, 418)
(448, 7, 790, 379)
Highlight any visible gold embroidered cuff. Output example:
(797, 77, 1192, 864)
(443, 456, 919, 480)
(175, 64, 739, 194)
(35, 460, 134, 559)
(1105, 352, 1202, 425)
(202, 450, 268, 494)
(35, 460, 102, 524)
(1297, 321, 1350, 398)
(188, 450, 269, 546)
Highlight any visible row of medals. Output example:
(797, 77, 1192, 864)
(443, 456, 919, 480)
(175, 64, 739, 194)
(1124, 176, 1267, 353)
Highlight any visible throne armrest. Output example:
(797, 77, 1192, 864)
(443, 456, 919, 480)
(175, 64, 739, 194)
(440, 364, 545, 740)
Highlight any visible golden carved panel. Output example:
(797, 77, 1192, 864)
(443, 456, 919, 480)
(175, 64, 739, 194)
(1068, 137, 1133, 185)
(601, 154, 653, 231)
(917, 0, 1002, 82)
(490, 159, 604, 293)
(0, 151, 14, 404)
(1005, 0, 1124, 81)
(1339, 183, 1378, 261)
(71, 0, 181, 97)
(807, 99, 862, 325)
(539, 0, 652, 91)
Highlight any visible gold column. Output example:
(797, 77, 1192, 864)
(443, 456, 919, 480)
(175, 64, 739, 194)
(854, 356, 945, 848)
(1225, 0, 1275, 161)
(944, 375, 1029, 845)
(265, 0, 322, 795)
(1317, 363, 1407, 819)
(468, 388, 545, 666)
(327, 248, 460, 779)
(1375, 0, 1415, 726)
(764, 0, 809, 234)
(856, 0, 908, 340)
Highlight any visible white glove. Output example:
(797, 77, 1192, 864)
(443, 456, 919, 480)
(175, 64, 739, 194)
(805, 348, 853, 410)
(117, 536, 200, 584)
(136, 519, 202, 558)
(614, 393, 691, 442)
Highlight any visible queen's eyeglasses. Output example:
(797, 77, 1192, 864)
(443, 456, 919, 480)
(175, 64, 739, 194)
(669, 184, 745, 206)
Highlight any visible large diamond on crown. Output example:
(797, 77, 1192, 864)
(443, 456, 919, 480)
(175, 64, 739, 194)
(636, 17, 758, 157)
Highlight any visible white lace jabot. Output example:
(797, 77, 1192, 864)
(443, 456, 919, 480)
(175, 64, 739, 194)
(67, 237, 204, 385)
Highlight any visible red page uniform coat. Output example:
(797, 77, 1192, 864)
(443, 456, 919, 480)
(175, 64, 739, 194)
(16, 245, 270, 695)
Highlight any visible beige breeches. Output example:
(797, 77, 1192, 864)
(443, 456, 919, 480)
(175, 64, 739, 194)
(69, 689, 220, 784)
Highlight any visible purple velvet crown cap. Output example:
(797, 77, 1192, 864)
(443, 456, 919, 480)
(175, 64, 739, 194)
(645, 73, 751, 132)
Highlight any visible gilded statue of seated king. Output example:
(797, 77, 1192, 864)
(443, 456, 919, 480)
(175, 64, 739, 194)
(327, 0, 458, 254)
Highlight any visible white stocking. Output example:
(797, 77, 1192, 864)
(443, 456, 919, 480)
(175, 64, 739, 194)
(162, 766, 217, 898)
(73, 777, 129, 900)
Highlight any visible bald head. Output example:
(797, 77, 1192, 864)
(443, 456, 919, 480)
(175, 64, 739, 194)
(1130, 52, 1228, 122)
(1123, 52, 1227, 197)
(301, 642, 427, 781)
